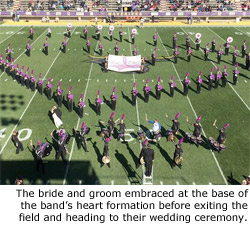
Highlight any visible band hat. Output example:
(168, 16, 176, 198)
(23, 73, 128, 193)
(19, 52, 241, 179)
(81, 122, 86, 129)
(175, 112, 180, 119)
(110, 112, 115, 119)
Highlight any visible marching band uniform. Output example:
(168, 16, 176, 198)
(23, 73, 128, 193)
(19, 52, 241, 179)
(195, 37, 201, 50)
(87, 37, 91, 53)
(224, 41, 230, 56)
(47, 27, 52, 38)
(96, 29, 101, 40)
(232, 46, 238, 65)
(56, 81, 63, 107)
(67, 26, 72, 38)
(119, 27, 123, 42)
(118, 114, 126, 142)
(37, 73, 43, 95)
(44, 38, 49, 56)
(233, 63, 239, 85)
(204, 43, 210, 61)
(29, 26, 34, 40)
(131, 32, 135, 44)
(107, 112, 115, 137)
(155, 77, 162, 100)
(215, 67, 221, 89)
(182, 72, 190, 96)
(99, 40, 103, 56)
(187, 46, 192, 62)
(96, 90, 103, 116)
(15, 65, 20, 84)
(173, 45, 179, 64)
(222, 65, 228, 88)
(169, 75, 176, 97)
(153, 32, 158, 46)
(110, 86, 118, 111)
(114, 41, 120, 55)
(208, 67, 214, 91)
(0, 54, 5, 72)
(193, 116, 202, 138)
(11, 131, 24, 154)
(173, 32, 177, 49)
(171, 112, 180, 135)
(6, 44, 12, 61)
(62, 37, 67, 53)
(20, 69, 25, 86)
(67, 86, 73, 112)
(143, 79, 151, 103)
(109, 29, 113, 41)
(172, 138, 183, 169)
(46, 78, 52, 100)
(75, 122, 89, 152)
(217, 45, 223, 64)
(30, 140, 45, 174)
(51, 130, 67, 164)
(246, 51, 250, 70)
(211, 37, 216, 52)
(196, 71, 203, 94)
(152, 48, 156, 66)
(216, 123, 229, 145)
(133, 45, 138, 56)
(26, 40, 31, 57)
(131, 82, 138, 106)
(101, 137, 111, 168)
(84, 25, 88, 39)
(30, 70, 36, 91)
(24, 67, 30, 89)
(186, 33, 191, 50)
(242, 40, 247, 58)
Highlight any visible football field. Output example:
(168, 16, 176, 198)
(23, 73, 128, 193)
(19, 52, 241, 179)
(0, 25, 249, 185)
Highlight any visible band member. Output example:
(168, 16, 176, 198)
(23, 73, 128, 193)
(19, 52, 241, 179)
(133, 45, 138, 56)
(67, 85, 73, 112)
(173, 45, 179, 64)
(78, 93, 85, 118)
(143, 144, 154, 176)
(155, 77, 162, 100)
(173, 32, 177, 49)
(103, 56, 108, 72)
(172, 137, 184, 169)
(186, 33, 191, 50)
(74, 122, 90, 152)
(29, 26, 34, 40)
(6, 44, 12, 61)
(9, 59, 16, 79)
(140, 56, 145, 73)
(233, 63, 240, 85)
(24, 67, 30, 89)
(56, 81, 63, 107)
(110, 86, 118, 111)
(187, 46, 192, 62)
(211, 37, 216, 52)
(109, 27, 113, 41)
(143, 78, 151, 103)
(117, 114, 126, 142)
(99, 40, 103, 56)
(242, 40, 247, 58)
(195, 36, 201, 50)
(224, 41, 230, 56)
(246, 51, 250, 70)
(20, 66, 25, 86)
(222, 65, 228, 88)
(182, 72, 190, 96)
(87, 37, 91, 53)
(153, 31, 158, 46)
(137, 139, 148, 168)
(196, 71, 203, 94)
(232, 46, 238, 65)
(152, 48, 156, 66)
(186, 116, 203, 147)
(47, 27, 52, 38)
(131, 82, 138, 106)
(146, 114, 161, 142)
(50, 130, 68, 163)
(83, 25, 88, 39)
(166, 112, 180, 136)
(101, 136, 112, 168)
(131, 31, 135, 44)
(46, 78, 52, 100)
(169, 74, 176, 97)
(119, 26, 123, 42)
(214, 67, 221, 89)
(96, 89, 103, 116)
(242, 175, 250, 185)
(11, 131, 24, 154)
(217, 45, 223, 64)
(67, 26, 72, 38)
(30, 70, 36, 91)
(213, 120, 229, 146)
(96, 28, 101, 40)
(208, 67, 214, 91)
(29, 140, 45, 174)
(26, 40, 31, 57)
(0, 53, 5, 72)
(51, 106, 63, 129)
(44, 37, 49, 55)
(15, 64, 20, 83)
(114, 41, 120, 55)
(61, 36, 67, 53)
(204, 43, 210, 61)
(37, 73, 43, 95)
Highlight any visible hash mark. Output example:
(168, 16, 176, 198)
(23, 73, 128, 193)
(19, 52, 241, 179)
(69, 79, 71, 82)
(111, 180, 114, 185)
(160, 181, 163, 185)
(78, 79, 80, 82)
(176, 181, 179, 185)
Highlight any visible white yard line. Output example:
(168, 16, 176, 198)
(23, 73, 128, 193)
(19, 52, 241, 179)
(63, 39, 100, 185)
(157, 27, 228, 185)
(188, 27, 250, 111)
(0, 28, 77, 156)
(0, 27, 25, 45)
(233, 27, 250, 38)
(0, 28, 48, 79)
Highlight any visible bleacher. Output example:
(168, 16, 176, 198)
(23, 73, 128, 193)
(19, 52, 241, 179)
(0, 0, 15, 11)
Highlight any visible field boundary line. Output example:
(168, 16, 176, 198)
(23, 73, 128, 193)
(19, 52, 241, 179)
(182, 27, 250, 112)
(0, 27, 77, 156)
(157, 27, 228, 185)
(233, 27, 250, 37)
(0, 27, 48, 79)
(0, 26, 25, 45)
(63, 38, 100, 185)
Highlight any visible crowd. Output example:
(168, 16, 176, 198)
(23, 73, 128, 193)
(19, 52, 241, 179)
(241, 0, 250, 11)
(130, 0, 160, 12)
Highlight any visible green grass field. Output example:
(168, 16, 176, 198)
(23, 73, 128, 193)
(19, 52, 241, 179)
(0, 25, 249, 185)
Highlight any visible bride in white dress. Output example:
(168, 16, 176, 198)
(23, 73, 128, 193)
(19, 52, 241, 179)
(51, 106, 63, 129)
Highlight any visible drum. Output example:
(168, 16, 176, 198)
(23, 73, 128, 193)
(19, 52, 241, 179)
(197, 137, 203, 144)
(102, 156, 110, 164)
(185, 132, 192, 140)
(219, 144, 226, 151)
(167, 129, 173, 136)
(43, 145, 52, 157)
(140, 157, 145, 165)
(118, 131, 124, 138)
(137, 130, 144, 137)
(154, 131, 161, 138)
(175, 156, 183, 165)
(102, 128, 109, 134)
(191, 135, 197, 143)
